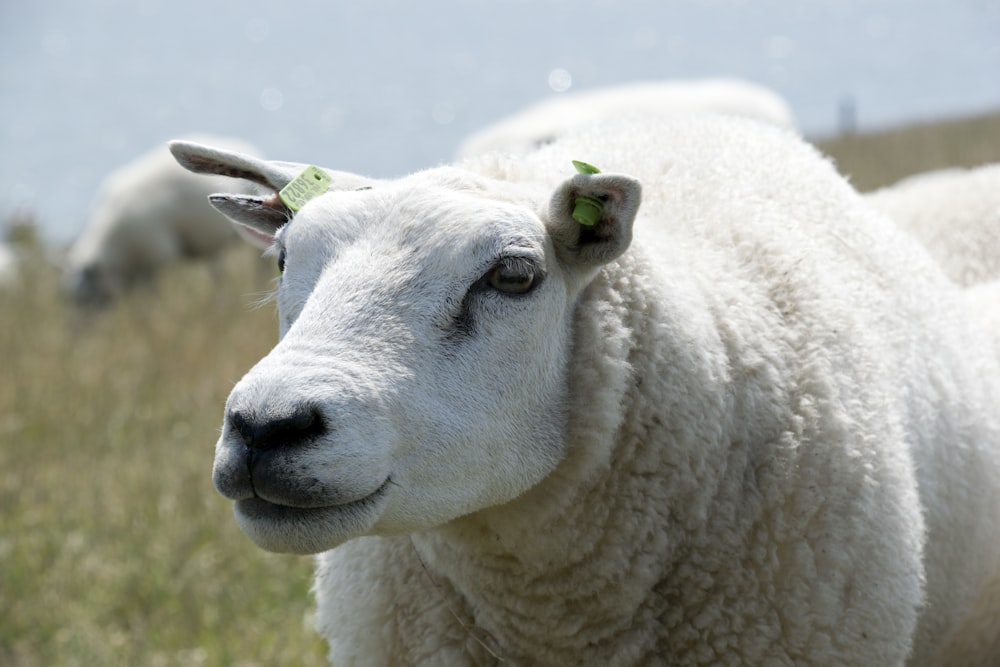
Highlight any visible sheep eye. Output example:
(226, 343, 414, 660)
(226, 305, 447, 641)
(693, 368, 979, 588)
(487, 258, 536, 295)
(277, 248, 286, 274)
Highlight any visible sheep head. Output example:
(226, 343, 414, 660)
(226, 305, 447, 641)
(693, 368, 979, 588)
(171, 143, 642, 554)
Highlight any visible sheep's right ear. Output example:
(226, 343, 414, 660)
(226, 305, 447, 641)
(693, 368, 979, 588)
(547, 172, 642, 269)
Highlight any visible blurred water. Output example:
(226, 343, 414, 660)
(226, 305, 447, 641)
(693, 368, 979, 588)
(2, 0, 999, 242)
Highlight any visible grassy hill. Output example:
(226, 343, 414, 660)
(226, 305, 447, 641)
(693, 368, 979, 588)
(815, 110, 1000, 191)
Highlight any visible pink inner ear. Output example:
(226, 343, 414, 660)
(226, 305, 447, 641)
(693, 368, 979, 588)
(233, 222, 276, 248)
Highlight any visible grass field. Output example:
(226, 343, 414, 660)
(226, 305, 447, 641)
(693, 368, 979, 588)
(1, 249, 328, 666)
(815, 110, 1000, 191)
(2, 111, 999, 666)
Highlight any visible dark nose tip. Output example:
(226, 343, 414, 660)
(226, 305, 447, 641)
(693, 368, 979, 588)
(229, 405, 325, 450)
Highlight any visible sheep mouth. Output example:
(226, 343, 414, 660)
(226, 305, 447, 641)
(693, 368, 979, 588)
(239, 476, 392, 517)
(232, 478, 392, 554)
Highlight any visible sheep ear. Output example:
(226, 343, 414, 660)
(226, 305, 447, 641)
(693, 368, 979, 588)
(169, 140, 380, 194)
(170, 140, 299, 249)
(169, 139, 381, 250)
(169, 140, 304, 192)
(547, 172, 642, 268)
(208, 194, 288, 249)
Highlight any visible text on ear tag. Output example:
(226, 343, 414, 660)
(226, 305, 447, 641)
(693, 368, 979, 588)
(279, 166, 333, 211)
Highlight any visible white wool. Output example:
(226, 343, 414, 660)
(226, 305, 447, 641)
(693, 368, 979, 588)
(966, 279, 1000, 357)
(172, 116, 1000, 666)
(0, 243, 17, 288)
(864, 164, 1000, 286)
(64, 135, 261, 307)
(455, 78, 797, 158)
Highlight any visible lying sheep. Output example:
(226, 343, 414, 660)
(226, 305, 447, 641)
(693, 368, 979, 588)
(455, 78, 797, 158)
(64, 136, 261, 308)
(171, 115, 1000, 666)
(864, 164, 1000, 286)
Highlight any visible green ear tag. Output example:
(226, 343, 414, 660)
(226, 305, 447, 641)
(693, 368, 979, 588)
(572, 195, 603, 227)
(572, 160, 601, 175)
(571, 160, 603, 227)
(279, 166, 333, 211)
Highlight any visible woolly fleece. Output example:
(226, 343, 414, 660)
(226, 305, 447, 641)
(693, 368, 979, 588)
(864, 163, 1000, 286)
(454, 78, 797, 159)
(178, 117, 1000, 666)
(316, 119, 1000, 666)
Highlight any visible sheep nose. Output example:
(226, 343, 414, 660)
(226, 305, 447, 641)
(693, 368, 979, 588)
(228, 405, 325, 451)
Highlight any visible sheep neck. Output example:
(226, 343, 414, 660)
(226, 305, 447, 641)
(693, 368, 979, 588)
(409, 250, 748, 663)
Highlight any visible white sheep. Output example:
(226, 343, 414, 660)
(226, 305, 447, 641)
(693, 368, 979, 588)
(0, 243, 18, 289)
(64, 136, 262, 308)
(171, 115, 1000, 666)
(864, 164, 1000, 286)
(455, 78, 797, 158)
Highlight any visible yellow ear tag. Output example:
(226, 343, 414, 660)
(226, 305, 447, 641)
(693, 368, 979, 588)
(279, 166, 333, 211)
(571, 160, 603, 227)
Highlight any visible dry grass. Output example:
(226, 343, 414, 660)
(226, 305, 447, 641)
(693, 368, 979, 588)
(815, 110, 1000, 191)
(0, 247, 327, 667)
(1, 110, 998, 666)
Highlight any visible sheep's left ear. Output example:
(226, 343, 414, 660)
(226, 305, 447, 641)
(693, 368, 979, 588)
(547, 172, 642, 268)
(208, 194, 288, 249)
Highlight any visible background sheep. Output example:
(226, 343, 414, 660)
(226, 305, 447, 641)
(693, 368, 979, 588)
(64, 136, 262, 309)
(0, 242, 18, 289)
(863, 163, 1000, 286)
(171, 115, 1000, 666)
(454, 78, 797, 158)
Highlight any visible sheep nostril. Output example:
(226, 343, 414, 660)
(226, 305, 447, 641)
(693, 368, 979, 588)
(229, 405, 325, 451)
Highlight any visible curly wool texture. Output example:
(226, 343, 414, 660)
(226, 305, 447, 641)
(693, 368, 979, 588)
(864, 164, 1000, 286)
(312, 118, 1000, 665)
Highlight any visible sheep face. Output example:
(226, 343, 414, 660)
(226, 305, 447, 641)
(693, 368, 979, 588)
(211, 167, 641, 554)
(64, 263, 118, 309)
